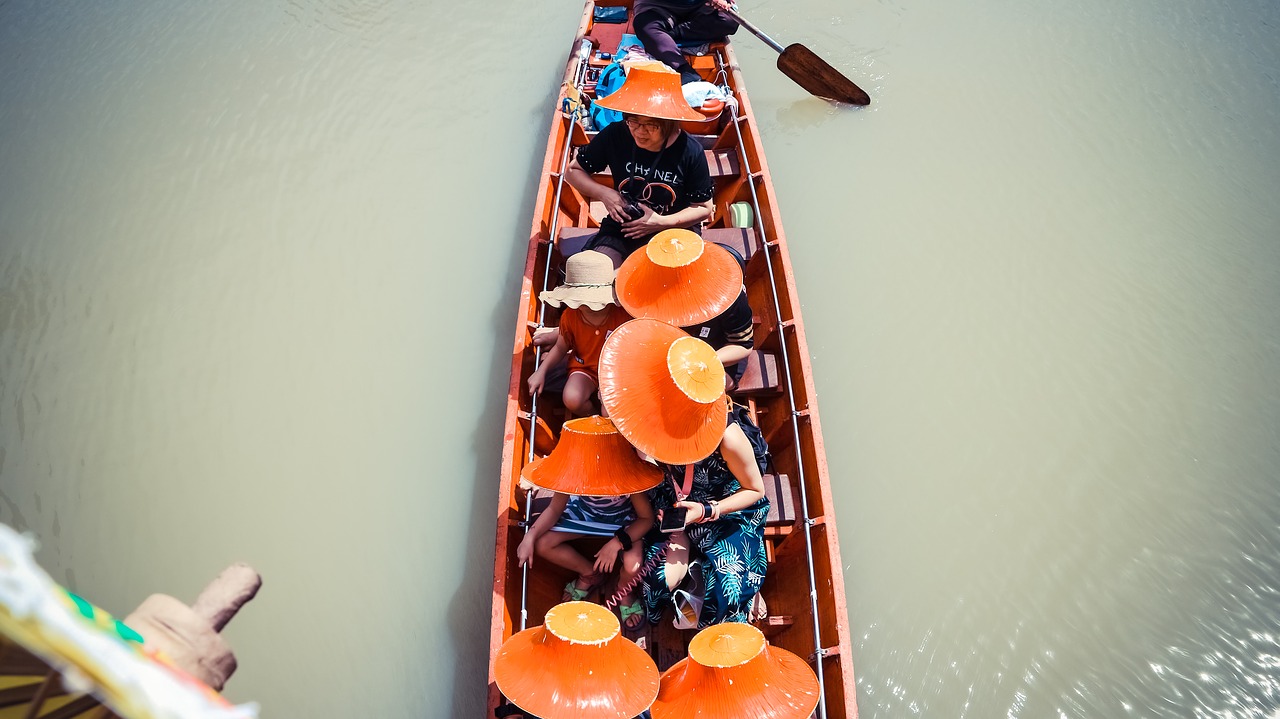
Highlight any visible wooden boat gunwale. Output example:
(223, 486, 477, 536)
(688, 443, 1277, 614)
(488, 2, 857, 716)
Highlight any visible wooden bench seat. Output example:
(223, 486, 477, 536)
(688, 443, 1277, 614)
(707, 227, 759, 265)
(733, 350, 780, 396)
(529, 474, 797, 527)
(579, 145, 738, 178)
(556, 226, 759, 262)
(556, 227, 597, 258)
(586, 23, 629, 62)
(762, 472, 797, 526)
(702, 147, 740, 178)
(526, 487, 554, 518)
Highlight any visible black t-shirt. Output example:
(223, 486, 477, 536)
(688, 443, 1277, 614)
(575, 122, 714, 234)
(683, 288, 753, 351)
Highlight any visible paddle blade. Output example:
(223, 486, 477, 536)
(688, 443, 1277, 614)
(777, 43, 871, 106)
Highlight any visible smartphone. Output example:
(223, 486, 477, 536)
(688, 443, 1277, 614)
(622, 201, 645, 221)
(659, 507, 688, 533)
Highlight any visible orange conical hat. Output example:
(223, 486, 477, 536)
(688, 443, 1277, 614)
(616, 229, 744, 327)
(598, 319, 728, 464)
(594, 64, 704, 122)
(494, 601, 660, 719)
(520, 416, 662, 496)
(651, 622, 820, 719)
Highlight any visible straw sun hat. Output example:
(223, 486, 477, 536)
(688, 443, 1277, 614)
(651, 622, 820, 719)
(593, 64, 704, 123)
(539, 250, 617, 310)
(494, 601, 660, 719)
(520, 416, 662, 496)
(599, 318, 729, 465)
(616, 229, 743, 327)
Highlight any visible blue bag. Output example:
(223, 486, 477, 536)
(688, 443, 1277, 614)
(590, 61, 627, 130)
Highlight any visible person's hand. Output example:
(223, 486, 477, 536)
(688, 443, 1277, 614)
(708, 0, 735, 11)
(621, 205, 670, 239)
(531, 326, 560, 348)
(516, 535, 535, 568)
(528, 369, 546, 396)
(600, 189, 632, 223)
(593, 539, 622, 573)
(673, 500, 706, 525)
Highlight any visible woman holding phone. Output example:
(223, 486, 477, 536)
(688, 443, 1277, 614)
(598, 318, 770, 628)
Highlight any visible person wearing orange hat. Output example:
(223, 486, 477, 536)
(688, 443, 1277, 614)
(535, 230, 755, 392)
(597, 319, 772, 629)
(565, 64, 713, 268)
(516, 488, 655, 624)
(638, 402, 771, 629)
(516, 417, 660, 629)
(616, 229, 755, 391)
(633, 0, 740, 85)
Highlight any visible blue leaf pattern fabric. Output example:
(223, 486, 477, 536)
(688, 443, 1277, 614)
(639, 406, 770, 628)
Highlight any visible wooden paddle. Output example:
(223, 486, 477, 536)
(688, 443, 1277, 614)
(722, 6, 871, 106)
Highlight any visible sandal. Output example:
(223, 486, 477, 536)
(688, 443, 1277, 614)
(562, 573, 605, 603)
(619, 598, 646, 631)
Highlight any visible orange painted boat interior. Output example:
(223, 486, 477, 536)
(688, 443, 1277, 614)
(488, 2, 858, 716)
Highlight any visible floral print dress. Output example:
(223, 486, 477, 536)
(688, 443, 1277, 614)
(639, 408, 771, 628)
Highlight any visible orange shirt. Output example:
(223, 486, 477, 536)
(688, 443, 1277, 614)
(560, 305, 631, 377)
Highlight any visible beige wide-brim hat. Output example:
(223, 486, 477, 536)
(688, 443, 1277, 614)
(616, 229, 744, 327)
(539, 250, 617, 310)
(593, 64, 705, 123)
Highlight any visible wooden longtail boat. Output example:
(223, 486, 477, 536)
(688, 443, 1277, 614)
(488, 1, 857, 716)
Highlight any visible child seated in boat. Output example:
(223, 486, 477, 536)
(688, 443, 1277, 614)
(515, 416, 661, 631)
(527, 250, 631, 416)
(534, 232, 754, 396)
(516, 491, 654, 629)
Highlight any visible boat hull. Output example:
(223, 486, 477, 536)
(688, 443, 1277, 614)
(488, 3, 857, 716)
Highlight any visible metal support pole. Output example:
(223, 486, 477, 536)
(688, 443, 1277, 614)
(518, 38, 593, 632)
